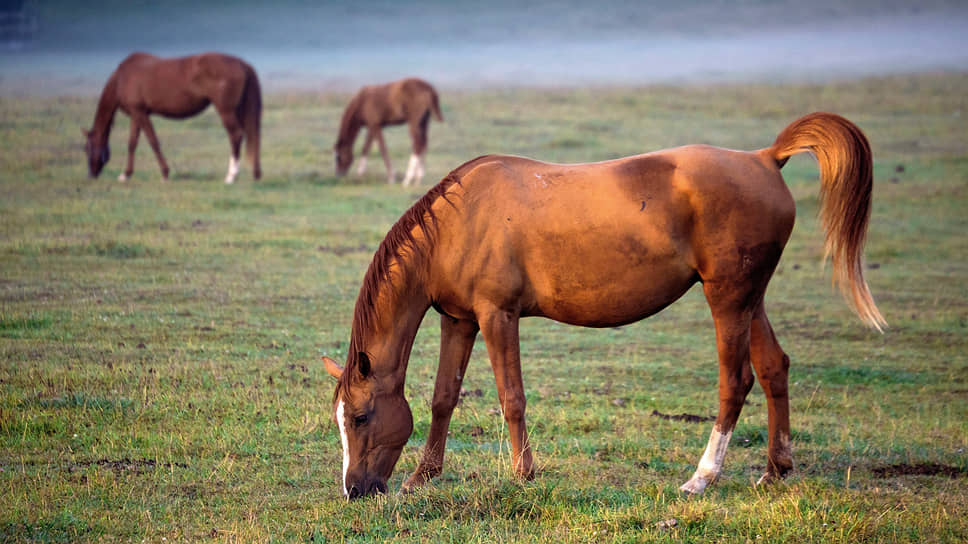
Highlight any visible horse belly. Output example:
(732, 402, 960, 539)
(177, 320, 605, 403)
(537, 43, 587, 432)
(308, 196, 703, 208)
(151, 94, 210, 119)
(524, 236, 698, 327)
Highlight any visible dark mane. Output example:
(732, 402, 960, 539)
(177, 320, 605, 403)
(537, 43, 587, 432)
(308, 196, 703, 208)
(333, 155, 498, 401)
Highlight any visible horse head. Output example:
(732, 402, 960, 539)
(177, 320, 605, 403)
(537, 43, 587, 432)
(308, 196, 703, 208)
(333, 141, 353, 177)
(82, 128, 110, 178)
(324, 353, 413, 500)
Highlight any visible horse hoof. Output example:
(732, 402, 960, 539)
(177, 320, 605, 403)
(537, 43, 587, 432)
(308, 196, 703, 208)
(755, 471, 781, 487)
(118, 173, 128, 182)
(679, 476, 709, 495)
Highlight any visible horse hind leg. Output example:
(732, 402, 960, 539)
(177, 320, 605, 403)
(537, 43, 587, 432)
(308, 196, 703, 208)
(402, 115, 430, 187)
(749, 303, 793, 485)
(217, 109, 244, 184)
(681, 282, 756, 494)
(402, 154, 420, 187)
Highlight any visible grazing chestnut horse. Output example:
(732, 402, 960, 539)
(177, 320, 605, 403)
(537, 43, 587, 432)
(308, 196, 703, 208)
(83, 52, 262, 184)
(334, 78, 443, 187)
(323, 112, 886, 499)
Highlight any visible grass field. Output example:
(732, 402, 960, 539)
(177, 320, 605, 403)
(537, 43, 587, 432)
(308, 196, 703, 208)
(1, 73, 967, 543)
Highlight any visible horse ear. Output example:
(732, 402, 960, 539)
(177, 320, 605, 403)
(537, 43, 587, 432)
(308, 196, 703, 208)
(322, 356, 343, 379)
(357, 352, 371, 378)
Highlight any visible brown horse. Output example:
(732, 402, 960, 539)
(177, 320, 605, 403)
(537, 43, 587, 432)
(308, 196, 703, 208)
(322, 112, 886, 499)
(334, 78, 443, 187)
(83, 52, 262, 184)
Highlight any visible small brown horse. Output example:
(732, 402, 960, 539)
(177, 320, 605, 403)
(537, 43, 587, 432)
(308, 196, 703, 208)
(83, 52, 261, 183)
(323, 113, 885, 499)
(334, 78, 443, 186)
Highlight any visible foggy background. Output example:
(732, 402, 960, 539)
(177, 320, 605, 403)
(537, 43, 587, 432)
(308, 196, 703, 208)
(1, 0, 967, 95)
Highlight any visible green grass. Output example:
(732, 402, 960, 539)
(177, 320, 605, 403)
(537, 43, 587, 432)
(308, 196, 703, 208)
(1, 73, 967, 542)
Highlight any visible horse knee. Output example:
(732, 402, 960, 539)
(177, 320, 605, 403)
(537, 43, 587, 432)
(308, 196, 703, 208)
(430, 392, 460, 420)
(723, 365, 755, 402)
(500, 393, 527, 423)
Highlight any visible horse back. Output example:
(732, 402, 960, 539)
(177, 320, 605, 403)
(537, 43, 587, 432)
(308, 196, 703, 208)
(357, 78, 440, 125)
(113, 52, 250, 117)
(426, 148, 795, 326)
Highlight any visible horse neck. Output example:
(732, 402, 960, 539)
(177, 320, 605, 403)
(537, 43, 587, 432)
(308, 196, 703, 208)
(350, 262, 431, 390)
(91, 73, 120, 142)
(336, 96, 363, 149)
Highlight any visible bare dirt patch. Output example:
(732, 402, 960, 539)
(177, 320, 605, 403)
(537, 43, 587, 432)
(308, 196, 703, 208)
(650, 410, 714, 423)
(70, 458, 188, 474)
(871, 463, 965, 479)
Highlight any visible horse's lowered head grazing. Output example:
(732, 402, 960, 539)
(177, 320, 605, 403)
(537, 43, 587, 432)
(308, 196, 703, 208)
(333, 140, 353, 177)
(324, 353, 413, 500)
(333, 78, 443, 186)
(82, 129, 109, 178)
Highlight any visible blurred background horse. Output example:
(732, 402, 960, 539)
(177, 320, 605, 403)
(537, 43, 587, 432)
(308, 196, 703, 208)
(83, 52, 262, 183)
(334, 77, 443, 186)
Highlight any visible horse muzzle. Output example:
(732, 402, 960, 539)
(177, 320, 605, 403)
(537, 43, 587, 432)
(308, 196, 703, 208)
(345, 477, 388, 500)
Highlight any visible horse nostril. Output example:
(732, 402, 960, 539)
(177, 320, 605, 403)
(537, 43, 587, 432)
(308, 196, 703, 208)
(368, 481, 388, 496)
(347, 484, 362, 500)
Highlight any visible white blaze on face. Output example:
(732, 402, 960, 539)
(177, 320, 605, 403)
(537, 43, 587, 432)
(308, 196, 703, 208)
(335, 399, 350, 497)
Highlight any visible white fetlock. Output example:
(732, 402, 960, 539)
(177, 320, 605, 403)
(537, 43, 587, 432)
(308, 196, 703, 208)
(681, 427, 732, 495)
(118, 172, 128, 182)
(414, 153, 426, 185)
(402, 153, 419, 187)
(225, 155, 239, 184)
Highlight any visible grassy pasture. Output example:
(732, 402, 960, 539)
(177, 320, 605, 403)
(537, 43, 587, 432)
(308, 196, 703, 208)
(1, 73, 967, 542)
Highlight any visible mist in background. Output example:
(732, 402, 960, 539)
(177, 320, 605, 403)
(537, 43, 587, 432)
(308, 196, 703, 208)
(1, 0, 967, 95)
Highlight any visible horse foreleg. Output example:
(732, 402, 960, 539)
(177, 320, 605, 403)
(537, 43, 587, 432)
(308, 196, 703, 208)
(136, 113, 169, 181)
(372, 127, 395, 183)
(356, 131, 374, 176)
(749, 303, 793, 485)
(681, 283, 755, 494)
(218, 110, 244, 184)
(480, 308, 534, 480)
(402, 316, 479, 493)
(120, 116, 141, 182)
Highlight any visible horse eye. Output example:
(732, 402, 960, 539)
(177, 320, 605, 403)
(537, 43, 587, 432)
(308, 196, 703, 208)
(354, 414, 368, 427)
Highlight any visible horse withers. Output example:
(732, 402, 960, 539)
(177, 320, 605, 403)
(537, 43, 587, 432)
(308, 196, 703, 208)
(323, 113, 886, 499)
(83, 52, 262, 184)
(334, 78, 443, 187)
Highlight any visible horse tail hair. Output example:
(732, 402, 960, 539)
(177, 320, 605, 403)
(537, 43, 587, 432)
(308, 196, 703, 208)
(240, 63, 262, 179)
(769, 112, 886, 331)
(430, 89, 444, 122)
